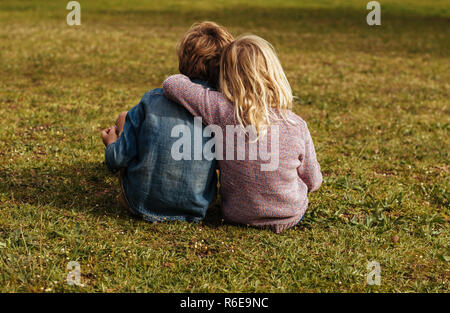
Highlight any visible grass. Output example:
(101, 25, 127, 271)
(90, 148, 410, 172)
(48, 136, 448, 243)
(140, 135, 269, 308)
(0, 0, 448, 292)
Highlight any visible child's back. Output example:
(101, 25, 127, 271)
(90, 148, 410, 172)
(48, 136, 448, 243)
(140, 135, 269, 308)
(104, 87, 217, 223)
(219, 109, 322, 233)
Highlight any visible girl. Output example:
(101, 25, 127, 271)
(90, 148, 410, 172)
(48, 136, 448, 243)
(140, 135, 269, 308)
(163, 35, 322, 233)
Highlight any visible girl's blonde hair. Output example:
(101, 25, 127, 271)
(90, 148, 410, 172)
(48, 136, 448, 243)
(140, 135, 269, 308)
(219, 35, 293, 138)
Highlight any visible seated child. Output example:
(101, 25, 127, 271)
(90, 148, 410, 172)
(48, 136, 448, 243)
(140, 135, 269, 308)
(99, 22, 234, 223)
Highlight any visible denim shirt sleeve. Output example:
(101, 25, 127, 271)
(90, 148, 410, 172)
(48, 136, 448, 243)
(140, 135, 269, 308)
(104, 98, 144, 172)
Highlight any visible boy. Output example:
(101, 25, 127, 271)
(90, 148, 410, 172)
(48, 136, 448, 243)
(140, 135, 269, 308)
(100, 22, 233, 222)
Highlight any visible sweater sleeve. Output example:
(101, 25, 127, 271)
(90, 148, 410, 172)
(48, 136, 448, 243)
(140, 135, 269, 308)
(162, 74, 233, 126)
(297, 122, 322, 192)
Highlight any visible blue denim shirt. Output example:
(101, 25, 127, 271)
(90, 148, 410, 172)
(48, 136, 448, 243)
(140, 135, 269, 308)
(105, 81, 217, 223)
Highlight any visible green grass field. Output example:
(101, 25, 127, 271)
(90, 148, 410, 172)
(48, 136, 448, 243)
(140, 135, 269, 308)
(0, 0, 448, 292)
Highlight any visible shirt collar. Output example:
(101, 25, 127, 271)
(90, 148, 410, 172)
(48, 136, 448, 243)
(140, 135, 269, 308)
(191, 78, 213, 90)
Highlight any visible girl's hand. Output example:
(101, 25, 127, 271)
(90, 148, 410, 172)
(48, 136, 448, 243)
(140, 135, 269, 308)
(101, 126, 118, 147)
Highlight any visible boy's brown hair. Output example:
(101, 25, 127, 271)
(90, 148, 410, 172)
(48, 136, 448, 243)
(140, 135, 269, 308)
(177, 21, 233, 88)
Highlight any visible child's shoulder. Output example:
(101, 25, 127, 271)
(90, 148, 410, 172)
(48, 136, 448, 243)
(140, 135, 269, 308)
(147, 88, 165, 97)
(285, 110, 308, 129)
(137, 88, 166, 104)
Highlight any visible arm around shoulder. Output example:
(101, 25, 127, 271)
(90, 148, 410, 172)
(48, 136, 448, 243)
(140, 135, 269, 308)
(162, 74, 232, 126)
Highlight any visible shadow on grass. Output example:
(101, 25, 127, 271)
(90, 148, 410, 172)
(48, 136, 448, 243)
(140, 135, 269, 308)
(90, 6, 449, 56)
(3, 4, 448, 56)
(1, 161, 119, 216)
(1, 160, 224, 226)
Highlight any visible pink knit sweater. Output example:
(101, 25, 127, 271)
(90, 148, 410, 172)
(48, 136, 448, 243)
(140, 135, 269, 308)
(163, 74, 322, 233)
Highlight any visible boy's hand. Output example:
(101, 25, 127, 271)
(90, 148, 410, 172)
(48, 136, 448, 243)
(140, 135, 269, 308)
(101, 126, 118, 147)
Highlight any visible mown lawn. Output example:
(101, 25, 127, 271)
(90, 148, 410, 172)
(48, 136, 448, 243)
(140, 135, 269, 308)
(0, 0, 448, 292)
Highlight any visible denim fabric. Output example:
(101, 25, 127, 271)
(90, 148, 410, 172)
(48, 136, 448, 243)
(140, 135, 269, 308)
(104, 81, 217, 223)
